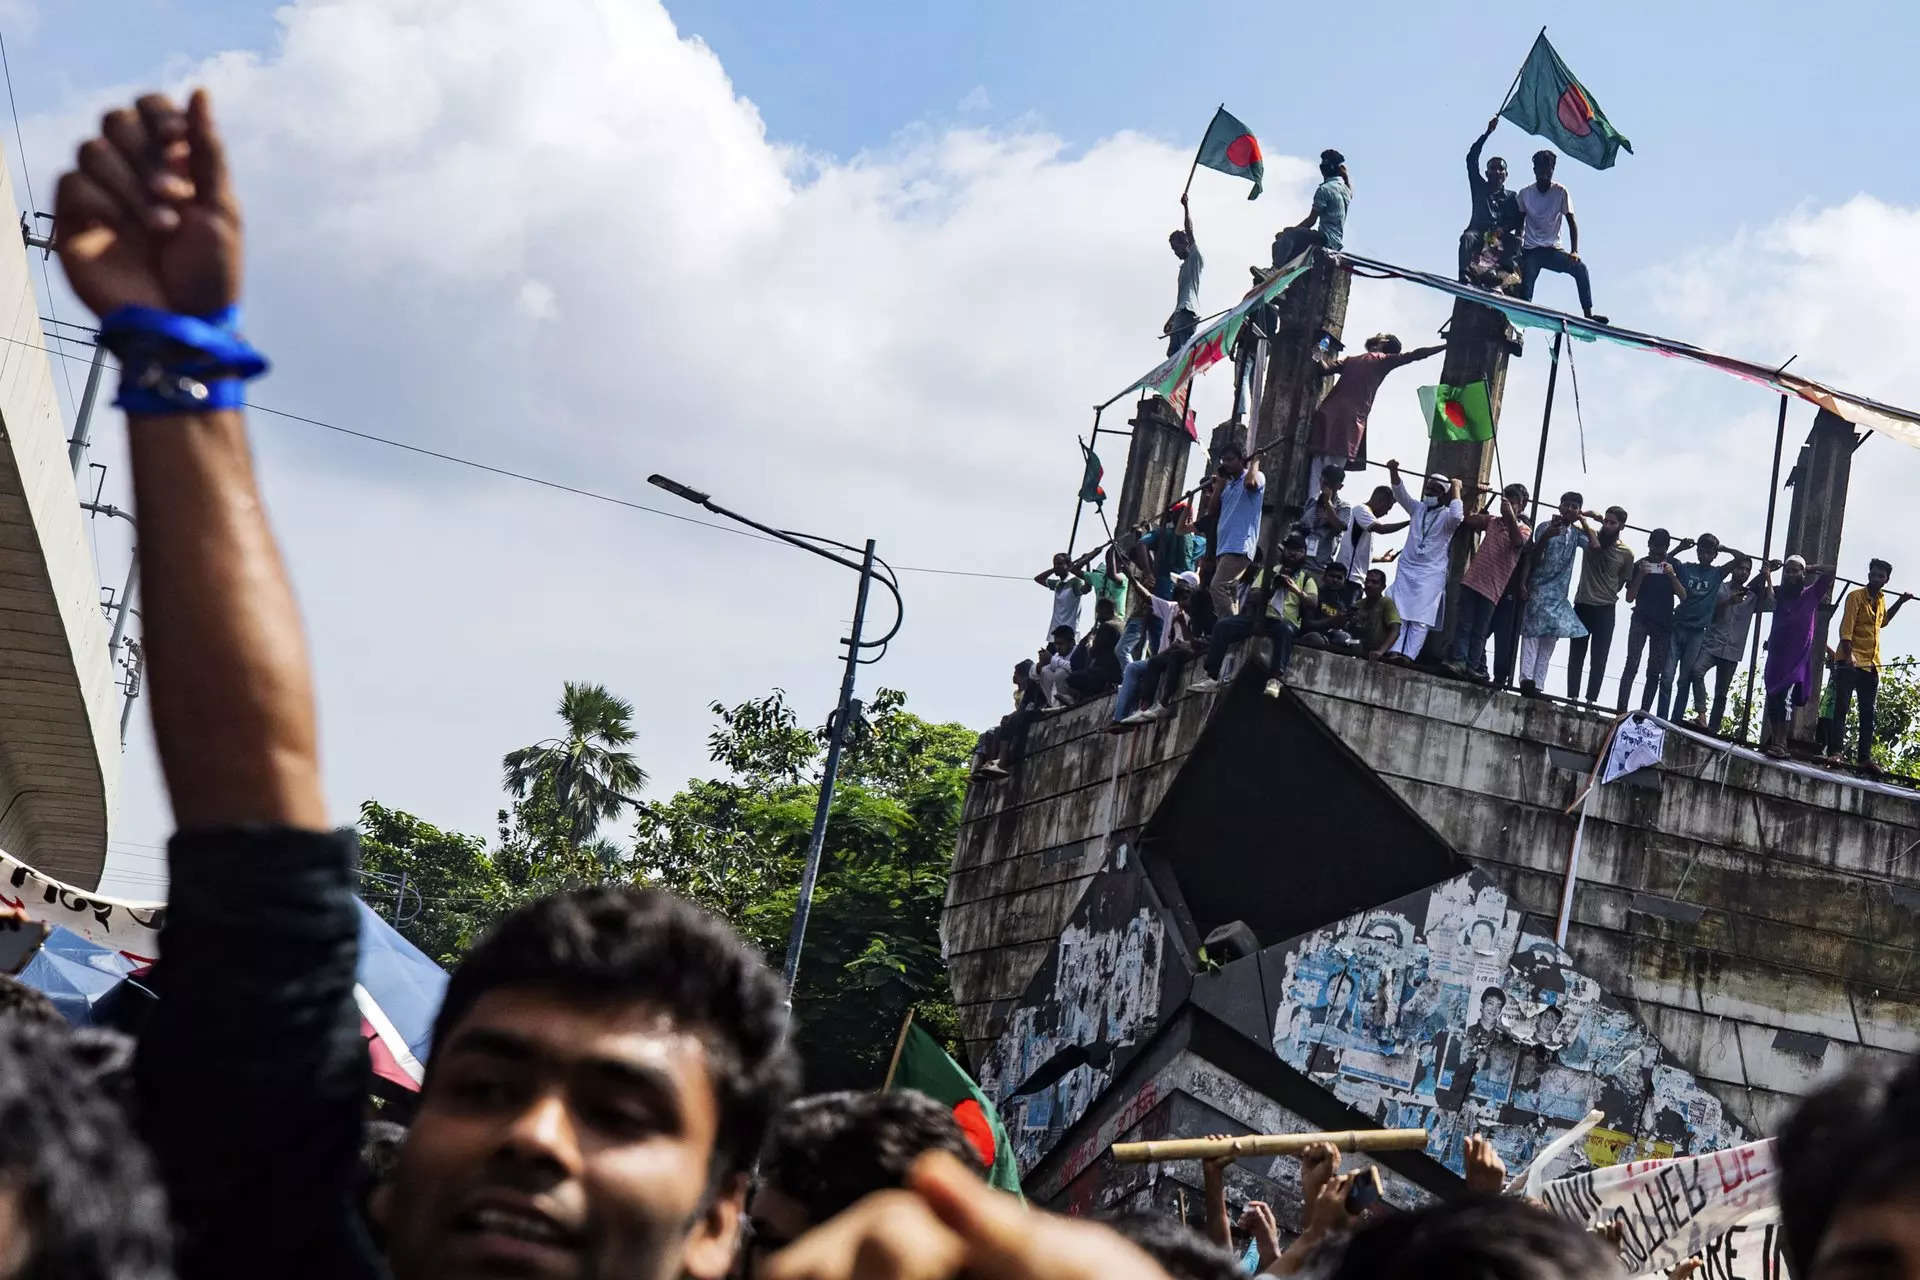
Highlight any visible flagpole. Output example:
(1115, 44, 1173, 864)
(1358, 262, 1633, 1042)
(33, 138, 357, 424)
(1182, 102, 1224, 201)
(882, 1007, 916, 1090)
(1068, 408, 1103, 556)
(1495, 27, 1545, 117)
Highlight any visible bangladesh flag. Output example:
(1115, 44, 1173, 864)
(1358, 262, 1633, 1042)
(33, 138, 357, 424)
(1500, 32, 1632, 171)
(1194, 106, 1263, 199)
(1079, 446, 1106, 506)
(889, 1021, 1024, 1198)
(1418, 381, 1495, 443)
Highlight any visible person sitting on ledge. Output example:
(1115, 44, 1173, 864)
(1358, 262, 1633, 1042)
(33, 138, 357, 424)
(973, 659, 1049, 780)
(1297, 560, 1362, 656)
(1192, 533, 1317, 692)
(1113, 573, 1205, 727)
(1271, 148, 1351, 270)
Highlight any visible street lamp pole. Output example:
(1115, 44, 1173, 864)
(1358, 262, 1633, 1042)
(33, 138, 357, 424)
(647, 475, 902, 1012)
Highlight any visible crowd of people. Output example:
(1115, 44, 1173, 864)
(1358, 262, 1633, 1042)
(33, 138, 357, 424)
(989, 447, 1908, 779)
(8, 81, 1920, 1280)
(975, 122, 1912, 783)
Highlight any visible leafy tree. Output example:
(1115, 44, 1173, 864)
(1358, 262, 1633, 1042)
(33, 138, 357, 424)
(357, 801, 507, 968)
(502, 681, 646, 846)
(631, 688, 972, 1088)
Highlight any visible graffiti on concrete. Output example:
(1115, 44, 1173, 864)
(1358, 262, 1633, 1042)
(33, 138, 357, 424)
(1270, 871, 1743, 1178)
(979, 860, 1178, 1173)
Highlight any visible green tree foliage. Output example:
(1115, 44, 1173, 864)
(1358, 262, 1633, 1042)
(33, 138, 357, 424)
(357, 801, 506, 968)
(502, 681, 647, 846)
(631, 688, 974, 1089)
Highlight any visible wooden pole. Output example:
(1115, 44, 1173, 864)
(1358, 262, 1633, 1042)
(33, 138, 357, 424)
(1182, 103, 1224, 202)
(1111, 1128, 1428, 1164)
(881, 1008, 915, 1090)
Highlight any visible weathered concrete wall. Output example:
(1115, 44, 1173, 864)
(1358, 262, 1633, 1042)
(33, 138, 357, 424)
(0, 151, 116, 887)
(946, 648, 1920, 1160)
(946, 692, 1206, 1066)
(1285, 648, 1920, 1137)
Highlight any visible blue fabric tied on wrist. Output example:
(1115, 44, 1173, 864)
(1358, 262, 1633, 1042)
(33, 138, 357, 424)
(99, 303, 270, 415)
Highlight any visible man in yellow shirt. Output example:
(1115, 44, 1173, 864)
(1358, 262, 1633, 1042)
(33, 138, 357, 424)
(1832, 558, 1910, 768)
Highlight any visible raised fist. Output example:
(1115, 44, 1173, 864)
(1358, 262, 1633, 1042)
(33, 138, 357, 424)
(54, 89, 241, 319)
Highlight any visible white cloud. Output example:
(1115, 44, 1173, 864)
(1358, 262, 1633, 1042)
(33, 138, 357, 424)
(18, 0, 1914, 895)
(958, 85, 990, 113)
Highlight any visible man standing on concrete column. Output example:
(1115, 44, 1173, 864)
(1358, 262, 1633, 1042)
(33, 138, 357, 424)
(1383, 459, 1463, 664)
(1517, 151, 1608, 326)
(1165, 193, 1203, 357)
(1303, 334, 1444, 498)
(1832, 558, 1910, 768)
(1207, 441, 1263, 620)
(1459, 117, 1522, 285)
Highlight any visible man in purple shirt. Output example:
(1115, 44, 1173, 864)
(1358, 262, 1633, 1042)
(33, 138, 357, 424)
(1762, 555, 1837, 757)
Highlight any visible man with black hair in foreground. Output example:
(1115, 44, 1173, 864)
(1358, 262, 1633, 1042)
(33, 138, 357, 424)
(55, 88, 799, 1280)
(1779, 1054, 1920, 1280)
(746, 1090, 980, 1275)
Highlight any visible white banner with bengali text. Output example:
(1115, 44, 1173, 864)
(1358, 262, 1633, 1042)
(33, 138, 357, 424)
(0, 847, 165, 962)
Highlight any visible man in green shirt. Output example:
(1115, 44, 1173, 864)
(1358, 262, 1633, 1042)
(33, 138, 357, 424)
(1194, 533, 1317, 687)
(1352, 568, 1403, 661)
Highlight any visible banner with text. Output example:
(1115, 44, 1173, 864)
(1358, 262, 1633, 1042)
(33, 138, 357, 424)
(1541, 1138, 1778, 1277)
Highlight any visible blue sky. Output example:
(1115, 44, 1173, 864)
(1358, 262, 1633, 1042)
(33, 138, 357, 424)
(4, 2, 1917, 895)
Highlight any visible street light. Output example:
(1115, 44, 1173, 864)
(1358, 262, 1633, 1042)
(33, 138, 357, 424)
(647, 474, 904, 1010)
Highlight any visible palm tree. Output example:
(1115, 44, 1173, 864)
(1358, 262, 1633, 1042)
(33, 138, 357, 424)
(503, 681, 647, 846)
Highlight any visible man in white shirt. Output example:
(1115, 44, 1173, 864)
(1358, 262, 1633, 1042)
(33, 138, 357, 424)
(1516, 150, 1607, 326)
(1335, 484, 1407, 581)
(1165, 193, 1202, 356)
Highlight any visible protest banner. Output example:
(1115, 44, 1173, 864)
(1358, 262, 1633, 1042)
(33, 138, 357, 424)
(1540, 1138, 1778, 1277)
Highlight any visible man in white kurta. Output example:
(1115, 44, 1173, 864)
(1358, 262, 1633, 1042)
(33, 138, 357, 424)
(1385, 459, 1464, 661)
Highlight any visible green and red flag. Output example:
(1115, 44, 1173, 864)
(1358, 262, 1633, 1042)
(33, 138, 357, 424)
(1193, 106, 1263, 199)
(1418, 380, 1496, 443)
(887, 1019, 1024, 1198)
(1079, 444, 1106, 506)
(1500, 32, 1632, 171)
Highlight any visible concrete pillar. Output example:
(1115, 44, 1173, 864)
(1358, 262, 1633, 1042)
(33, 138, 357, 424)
(1782, 409, 1857, 743)
(1112, 396, 1194, 534)
(1251, 255, 1351, 562)
(1426, 299, 1515, 658)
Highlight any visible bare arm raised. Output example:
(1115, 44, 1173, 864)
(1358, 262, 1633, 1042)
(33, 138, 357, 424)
(57, 88, 322, 831)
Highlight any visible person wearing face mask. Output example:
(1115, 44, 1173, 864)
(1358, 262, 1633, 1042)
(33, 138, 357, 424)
(1383, 459, 1464, 664)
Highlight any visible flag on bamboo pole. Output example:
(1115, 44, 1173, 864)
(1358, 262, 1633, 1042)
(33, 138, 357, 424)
(1500, 32, 1633, 170)
(1418, 381, 1496, 443)
(1194, 106, 1264, 199)
(1079, 445, 1106, 506)
(887, 1019, 1024, 1198)
(1138, 260, 1311, 421)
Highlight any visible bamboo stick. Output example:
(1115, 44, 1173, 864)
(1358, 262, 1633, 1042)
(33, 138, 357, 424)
(1110, 1128, 1429, 1164)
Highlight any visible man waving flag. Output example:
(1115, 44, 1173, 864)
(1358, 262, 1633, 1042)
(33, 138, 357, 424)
(1189, 105, 1264, 199)
(1500, 31, 1633, 170)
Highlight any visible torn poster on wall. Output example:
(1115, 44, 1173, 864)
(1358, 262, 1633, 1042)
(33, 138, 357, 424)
(1269, 871, 1743, 1180)
(978, 859, 1185, 1173)
(1541, 1138, 1779, 1278)
(0, 847, 164, 962)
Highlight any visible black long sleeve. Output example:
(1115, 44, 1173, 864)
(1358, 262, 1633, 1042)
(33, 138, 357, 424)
(134, 826, 385, 1279)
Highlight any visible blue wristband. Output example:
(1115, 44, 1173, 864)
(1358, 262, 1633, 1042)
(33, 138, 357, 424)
(100, 303, 269, 414)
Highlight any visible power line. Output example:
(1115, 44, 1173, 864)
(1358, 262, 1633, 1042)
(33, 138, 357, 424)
(14, 324, 1035, 584)
(0, 29, 77, 415)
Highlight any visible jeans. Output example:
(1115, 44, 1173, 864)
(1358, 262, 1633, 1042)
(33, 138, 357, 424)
(1566, 602, 1616, 701)
(1520, 246, 1595, 315)
(1452, 588, 1499, 673)
(1205, 614, 1299, 680)
(1272, 226, 1330, 270)
(1491, 591, 1521, 686)
(1617, 615, 1673, 715)
(1116, 614, 1160, 666)
(1834, 665, 1881, 765)
(1669, 627, 1710, 721)
(1167, 308, 1198, 357)
(1114, 650, 1191, 720)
